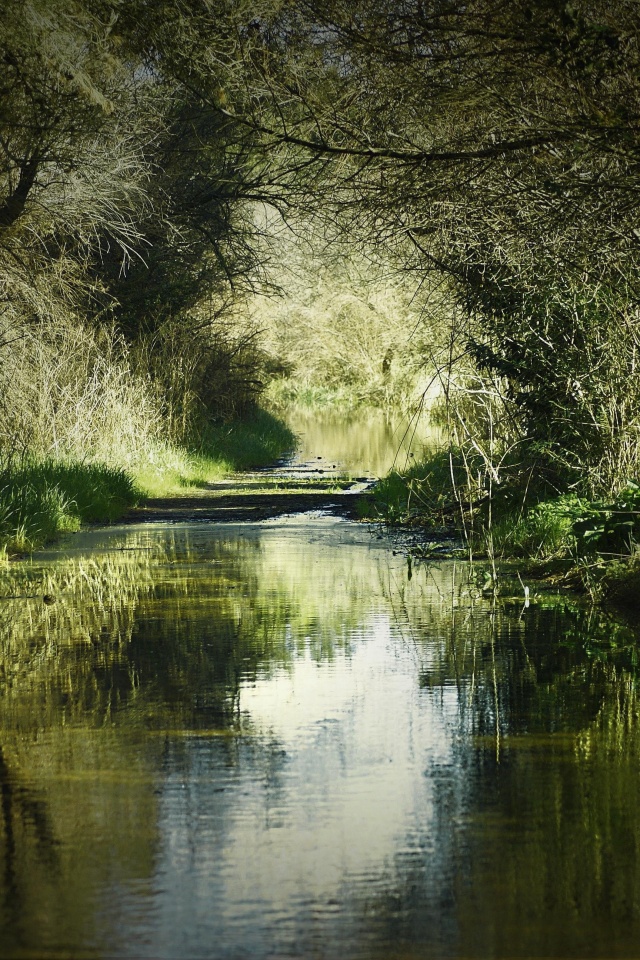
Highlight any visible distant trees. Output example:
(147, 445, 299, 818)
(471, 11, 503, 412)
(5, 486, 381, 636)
(225, 0, 640, 493)
(3, 0, 640, 492)
(250, 230, 433, 408)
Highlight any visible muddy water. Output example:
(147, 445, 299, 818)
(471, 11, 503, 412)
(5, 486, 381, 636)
(2, 422, 640, 958)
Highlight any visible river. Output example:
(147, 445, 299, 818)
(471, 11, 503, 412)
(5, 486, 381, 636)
(1, 411, 640, 959)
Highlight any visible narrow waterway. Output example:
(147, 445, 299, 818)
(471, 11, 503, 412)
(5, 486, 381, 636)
(1, 412, 640, 959)
(282, 407, 435, 478)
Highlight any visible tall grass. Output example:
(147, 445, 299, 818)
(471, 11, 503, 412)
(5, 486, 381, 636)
(134, 407, 296, 495)
(0, 318, 165, 468)
(0, 461, 140, 554)
(0, 313, 296, 552)
(198, 407, 296, 470)
(371, 449, 478, 524)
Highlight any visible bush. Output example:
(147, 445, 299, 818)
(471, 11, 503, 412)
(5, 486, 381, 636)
(490, 496, 585, 560)
(372, 449, 475, 524)
(135, 319, 274, 444)
(572, 481, 640, 555)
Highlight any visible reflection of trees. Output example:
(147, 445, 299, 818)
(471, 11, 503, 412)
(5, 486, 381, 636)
(0, 524, 397, 955)
(6, 533, 640, 957)
(0, 532, 273, 732)
(390, 565, 640, 741)
(0, 524, 396, 739)
(448, 686, 640, 958)
(377, 564, 640, 957)
(0, 743, 59, 922)
(0, 728, 160, 960)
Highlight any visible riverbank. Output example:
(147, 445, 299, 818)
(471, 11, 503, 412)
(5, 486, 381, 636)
(0, 408, 296, 556)
(372, 448, 640, 610)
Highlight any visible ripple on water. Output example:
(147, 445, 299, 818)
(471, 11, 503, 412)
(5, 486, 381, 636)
(1, 519, 640, 959)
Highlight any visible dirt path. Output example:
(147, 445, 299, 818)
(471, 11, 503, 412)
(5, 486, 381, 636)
(123, 456, 376, 524)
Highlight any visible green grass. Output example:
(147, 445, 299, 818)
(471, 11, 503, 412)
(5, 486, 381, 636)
(198, 407, 296, 470)
(131, 443, 229, 497)
(133, 407, 297, 496)
(488, 495, 585, 561)
(0, 460, 140, 554)
(0, 408, 296, 555)
(371, 449, 474, 524)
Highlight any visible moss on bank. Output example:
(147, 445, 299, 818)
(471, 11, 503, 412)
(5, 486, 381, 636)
(0, 408, 296, 556)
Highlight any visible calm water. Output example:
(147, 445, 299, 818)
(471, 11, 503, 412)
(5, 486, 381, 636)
(2, 417, 640, 959)
(283, 408, 437, 477)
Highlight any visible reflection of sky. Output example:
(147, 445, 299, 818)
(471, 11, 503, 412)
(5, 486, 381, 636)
(121, 610, 455, 958)
(8, 515, 640, 958)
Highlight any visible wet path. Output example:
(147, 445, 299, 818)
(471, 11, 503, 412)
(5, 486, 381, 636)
(125, 454, 375, 524)
(125, 408, 432, 526)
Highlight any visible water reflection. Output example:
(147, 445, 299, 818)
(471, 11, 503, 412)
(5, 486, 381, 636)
(1, 521, 640, 957)
(284, 408, 438, 477)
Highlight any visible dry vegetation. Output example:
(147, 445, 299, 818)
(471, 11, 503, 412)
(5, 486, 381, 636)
(250, 229, 435, 410)
(0, 0, 299, 550)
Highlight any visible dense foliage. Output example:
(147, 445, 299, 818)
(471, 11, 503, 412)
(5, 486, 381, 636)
(0, 0, 278, 466)
(3, 0, 640, 557)
(260, 0, 640, 497)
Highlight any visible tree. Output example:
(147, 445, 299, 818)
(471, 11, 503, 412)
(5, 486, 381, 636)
(0, 0, 288, 452)
(0, 0, 149, 325)
(213, 0, 640, 492)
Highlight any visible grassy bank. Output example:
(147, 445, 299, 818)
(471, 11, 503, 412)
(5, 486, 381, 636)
(373, 449, 640, 607)
(0, 408, 296, 556)
(0, 461, 139, 554)
(134, 407, 296, 496)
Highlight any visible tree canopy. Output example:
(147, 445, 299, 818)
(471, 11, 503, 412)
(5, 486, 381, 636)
(2, 0, 640, 490)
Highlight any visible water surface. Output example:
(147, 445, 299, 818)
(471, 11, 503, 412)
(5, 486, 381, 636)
(2, 515, 640, 958)
(283, 408, 437, 477)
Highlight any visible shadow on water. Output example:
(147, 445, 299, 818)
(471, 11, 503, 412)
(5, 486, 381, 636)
(1, 520, 640, 957)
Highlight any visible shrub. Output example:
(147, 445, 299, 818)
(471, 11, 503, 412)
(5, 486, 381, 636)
(490, 496, 585, 560)
(0, 318, 164, 468)
(572, 481, 640, 556)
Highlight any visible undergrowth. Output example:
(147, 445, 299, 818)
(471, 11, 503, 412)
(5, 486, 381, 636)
(0, 461, 140, 554)
(198, 407, 296, 471)
(375, 449, 640, 606)
(0, 409, 296, 555)
(134, 407, 296, 495)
